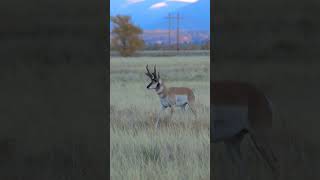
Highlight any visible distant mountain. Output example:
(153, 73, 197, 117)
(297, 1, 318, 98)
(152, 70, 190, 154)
(110, 0, 210, 31)
(142, 30, 210, 45)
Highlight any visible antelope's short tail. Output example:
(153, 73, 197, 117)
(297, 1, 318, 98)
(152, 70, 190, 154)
(188, 89, 195, 103)
(188, 90, 197, 118)
(249, 91, 273, 129)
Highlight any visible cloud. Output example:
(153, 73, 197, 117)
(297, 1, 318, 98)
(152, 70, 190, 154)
(150, 2, 168, 9)
(149, 0, 198, 10)
(167, 0, 198, 3)
(127, 0, 144, 4)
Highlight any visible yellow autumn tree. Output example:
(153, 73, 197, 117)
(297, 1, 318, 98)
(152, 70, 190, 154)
(111, 15, 144, 57)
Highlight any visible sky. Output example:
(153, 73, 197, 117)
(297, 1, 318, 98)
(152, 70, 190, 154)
(110, 0, 210, 31)
(110, 0, 199, 14)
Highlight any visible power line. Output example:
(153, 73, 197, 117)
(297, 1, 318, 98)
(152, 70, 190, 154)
(165, 13, 172, 46)
(165, 12, 183, 51)
(177, 12, 180, 51)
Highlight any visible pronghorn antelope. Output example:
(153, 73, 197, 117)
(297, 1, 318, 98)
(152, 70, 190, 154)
(145, 64, 197, 128)
(212, 81, 279, 179)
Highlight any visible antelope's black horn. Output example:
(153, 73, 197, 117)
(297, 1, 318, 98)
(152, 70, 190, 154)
(153, 65, 157, 78)
(145, 64, 153, 78)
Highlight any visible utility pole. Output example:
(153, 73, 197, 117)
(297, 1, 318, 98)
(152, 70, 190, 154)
(165, 13, 172, 47)
(176, 12, 180, 51)
(165, 12, 182, 51)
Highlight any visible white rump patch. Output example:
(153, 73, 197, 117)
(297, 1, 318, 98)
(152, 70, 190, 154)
(175, 95, 188, 106)
(211, 105, 249, 142)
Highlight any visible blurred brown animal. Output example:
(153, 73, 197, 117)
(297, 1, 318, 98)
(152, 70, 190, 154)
(212, 80, 279, 179)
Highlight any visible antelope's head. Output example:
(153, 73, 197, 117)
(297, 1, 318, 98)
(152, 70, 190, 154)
(145, 64, 161, 89)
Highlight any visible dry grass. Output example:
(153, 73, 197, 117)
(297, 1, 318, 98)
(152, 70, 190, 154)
(110, 56, 210, 180)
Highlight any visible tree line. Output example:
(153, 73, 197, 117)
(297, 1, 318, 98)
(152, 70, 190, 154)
(110, 15, 210, 57)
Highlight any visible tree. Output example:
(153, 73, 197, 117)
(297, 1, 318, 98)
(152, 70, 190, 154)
(111, 15, 144, 57)
(201, 39, 210, 50)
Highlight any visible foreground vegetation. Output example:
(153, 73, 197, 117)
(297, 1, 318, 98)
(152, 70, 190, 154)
(110, 56, 210, 180)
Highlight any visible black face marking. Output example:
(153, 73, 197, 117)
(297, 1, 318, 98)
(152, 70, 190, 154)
(146, 82, 152, 89)
(155, 82, 160, 90)
(146, 79, 158, 89)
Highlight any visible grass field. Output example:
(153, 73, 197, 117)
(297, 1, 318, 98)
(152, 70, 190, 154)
(110, 56, 210, 180)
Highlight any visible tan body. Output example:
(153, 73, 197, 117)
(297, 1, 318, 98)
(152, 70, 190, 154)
(159, 84, 196, 106)
(167, 87, 196, 104)
(212, 80, 279, 179)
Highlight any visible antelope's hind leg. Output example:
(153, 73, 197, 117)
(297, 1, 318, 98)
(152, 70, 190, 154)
(180, 103, 187, 112)
(187, 103, 197, 119)
(249, 130, 280, 179)
(224, 132, 247, 179)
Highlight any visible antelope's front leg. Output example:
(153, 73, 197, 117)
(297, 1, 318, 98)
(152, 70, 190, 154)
(170, 107, 174, 119)
(155, 106, 166, 129)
